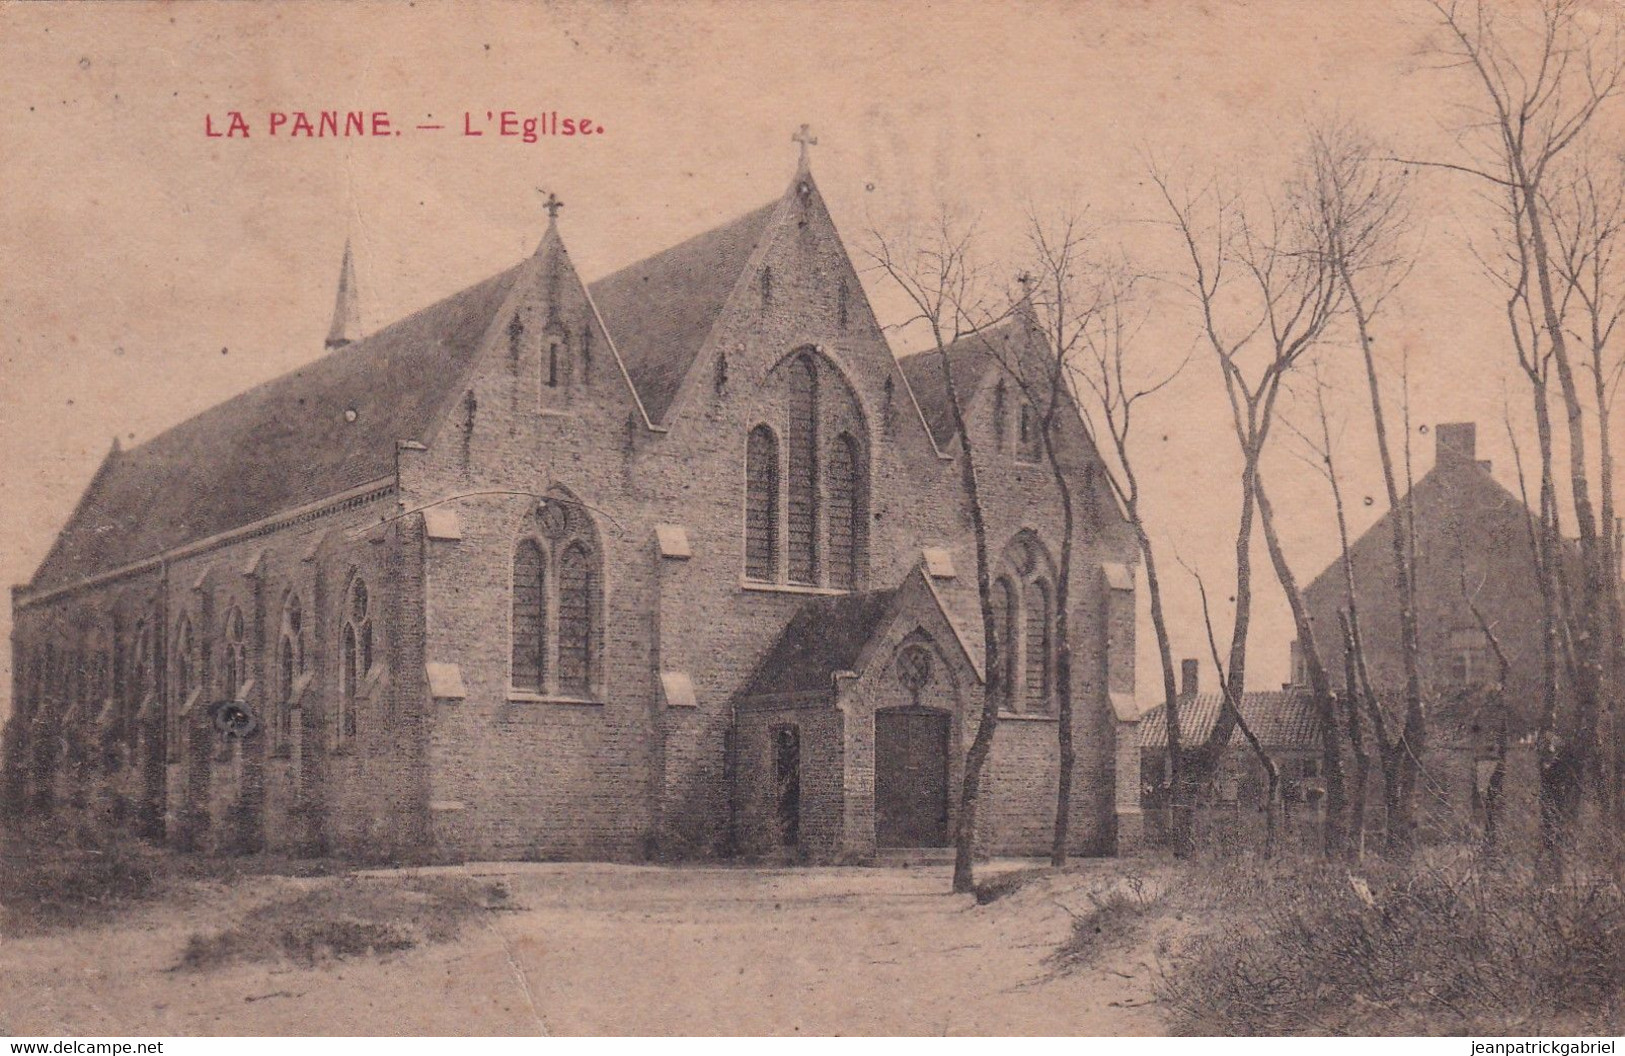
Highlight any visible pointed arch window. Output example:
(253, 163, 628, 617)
(221, 606, 247, 702)
(742, 350, 869, 591)
(170, 615, 195, 762)
(745, 426, 780, 582)
(509, 496, 604, 700)
(512, 540, 547, 692)
(1017, 402, 1042, 463)
(558, 542, 595, 696)
(337, 578, 372, 746)
(995, 535, 1057, 714)
(787, 354, 820, 585)
(273, 593, 305, 756)
(827, 432, 862, 590)
(993, 577, 1019, 708)
(1024, 579, 1052, 713)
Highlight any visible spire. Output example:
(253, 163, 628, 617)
(1013, 270, 1041, 333)
(325, 238, 361, 350)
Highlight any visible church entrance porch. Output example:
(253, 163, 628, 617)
(874, 707, 949, 847)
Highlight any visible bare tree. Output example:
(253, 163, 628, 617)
(1546, 152, 1625, 815)
(1152, 161, 1342, 849)
(867, 210, 1011, 894)
(1420, 0, 1625, 834)
(999, 211, 1186, 862)
(1021, 227, 1195, 855)
(1303, 123, 1421, 854)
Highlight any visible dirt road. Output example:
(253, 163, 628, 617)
(0, 862, 1165, 1036)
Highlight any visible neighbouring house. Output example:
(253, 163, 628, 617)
(1137, 424, 1555, 849)
(3, 140, 1144, 863)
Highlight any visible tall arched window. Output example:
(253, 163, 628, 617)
(787, 355, 820, 584)
(509, 493, 604, 699)
(512, 540, 547, 691)
(222, 606, 246, 701)
(170, 615, 195, 760)
(130, 619, 153, 746)
(745, 349, 868, 591)
(745, 425, 780, 582)
(557, 542, 594, 696)
(338, 577, 371, 745)
(827, 432, 862, 590)
(993, 577, 1019, 708)
(274, 593, 305, 754)
(994, 533, 1057, 713)
(1024, 579, 1052, 713)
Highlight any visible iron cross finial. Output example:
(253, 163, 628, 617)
(538, 189, 564, 221)
(792, 123, 818, 164)
(1016, 270, 1034, 291)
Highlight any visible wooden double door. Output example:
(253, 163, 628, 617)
(874, 707, 950, 847)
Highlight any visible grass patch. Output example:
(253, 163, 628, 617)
(0, 825, 164, 934)
(176, 875, 501, 971)
(1156, 854, 1625, 1035)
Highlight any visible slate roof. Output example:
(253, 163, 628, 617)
(736, 588, 900, 699)
(28, 194, 788, 594)
(896, 319, 1024, 447)
(28, 265, 523, 593)
(1138, 691, 1322, 752)
(586, 198, 779, 424)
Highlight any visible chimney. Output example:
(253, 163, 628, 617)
(1180, 658, 1199, 698)
(1436, 422, 1476, 465)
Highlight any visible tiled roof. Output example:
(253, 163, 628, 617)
(1138, 690, 1322, 752)
(28, 264, 523, 592)
(896, 320, 1022, 447)
(29, 194, 789, 594)
(736, 588, 900, 699)
(587, 199, 779, 424)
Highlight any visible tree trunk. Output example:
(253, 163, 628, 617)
(935, 326, 1001, 896)
(1138, 521, 1192, 856)
(1255, 471, 1346, 858)
(1045, 427, 1077, 867)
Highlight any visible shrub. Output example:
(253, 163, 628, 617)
(0, 822, 163, 934)
(1158, 854, 1625, 1035)
(1049, 873, 1162, 970)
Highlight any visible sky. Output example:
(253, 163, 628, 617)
(1, 0, 1621, 718)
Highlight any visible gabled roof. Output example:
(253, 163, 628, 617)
(26, 187, 793, 596)
(28, 264, 524, 593)
(735, 588, 900, 699)
(1138, 691, 1321, 753)
(586, 198, 780, 424)
(896, 320, 1021, 447)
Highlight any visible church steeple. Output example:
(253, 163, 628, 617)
(325, 238, 361, 350)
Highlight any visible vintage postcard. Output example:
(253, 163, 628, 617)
(1, 0, 1623, 1040)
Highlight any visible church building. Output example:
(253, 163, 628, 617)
(4, 137, 1143, 862)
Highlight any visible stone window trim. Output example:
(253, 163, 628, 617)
(739, 579, 850, 598)
(505, 689, 604, 708)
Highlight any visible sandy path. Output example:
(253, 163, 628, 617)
(0, 862, 1165, 1036)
